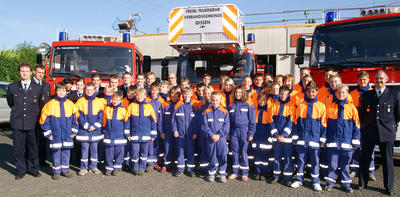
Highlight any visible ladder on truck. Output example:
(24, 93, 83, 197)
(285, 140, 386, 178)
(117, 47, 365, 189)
(244, 1, 400, 25)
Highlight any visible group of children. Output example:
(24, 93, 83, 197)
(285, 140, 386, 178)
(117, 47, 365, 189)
(38, 69, 369, 193)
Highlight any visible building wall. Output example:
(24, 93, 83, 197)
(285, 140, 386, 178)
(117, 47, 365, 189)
(132, 23, 319, 80)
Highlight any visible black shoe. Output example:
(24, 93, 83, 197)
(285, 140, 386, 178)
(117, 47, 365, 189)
(253, 173, 260, 180)
(268, 178, 278, 184)
(344, 187, 353, 193)
(137, 170, 144, 176)
(284, 180, 292, 187)
(356, 185, 364, 190)
(385, 189, 393, 196)
(28, 171, 41, 177)
(15, 174, 25, 180)
(369, 174, 376, 181)
(186, 171, 195, 177)
(259, 175, 266, 181)
(196, 171, 207, 178)
(325, 184, 334, 191)
(133, 170, 140, 175)
(174, 171, 183, 177)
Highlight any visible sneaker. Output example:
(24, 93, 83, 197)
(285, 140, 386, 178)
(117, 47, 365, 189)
(196, 171, 207, 178)
(313, 183, 322, 191)
(219, 175, 227, 183)
(105, 171, 112, 176)
(259, 175, 266, 181)
(160, 167, 167, 173)
(174, 171, 183, 177)
(290, 181, 302, 188)
(268, 178, 278, 184)
(137, 170, 144, 176)
(284, 180, 292, 187)
(146, 166, 153, 173)
(112, 170, 120, 176)
(154, 164, 161, 171)
(186, 171, 196, 177)
(253, 173, 260, 180)
(61, 172, 73, 178)
(206, 175, 215, 182)
(350, 171, 356, 178)
(325, 184, 334, 191)
(228, 174, 238, 180)
(133, 170, 140, 175)
(241, 176, 249, 182)
(369, 174, 376, 181)
(78, 169, 88, 176)
(90, 168, 101, 174)
(52, 174, 60, 180)
(122, 165, 131, 172)
(344, 187, 353, 193)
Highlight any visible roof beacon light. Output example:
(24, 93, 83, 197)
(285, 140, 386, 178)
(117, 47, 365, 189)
(247, 33, 255, 43)
(123, 32, 130, 43)
(59, 31, 68, 41)
(325, 12, 337, 23)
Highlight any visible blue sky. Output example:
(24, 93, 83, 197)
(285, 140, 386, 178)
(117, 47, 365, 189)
(0, 0, 396, 49)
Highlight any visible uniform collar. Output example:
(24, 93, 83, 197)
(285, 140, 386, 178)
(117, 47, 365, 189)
(21, 80, 31, 88)
(375, 87, 386, 95)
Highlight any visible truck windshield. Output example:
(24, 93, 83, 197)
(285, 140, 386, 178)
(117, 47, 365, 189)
(310, 17, 400, 67)
(178, 52, 254, 84)
(50, 46, 133, 77)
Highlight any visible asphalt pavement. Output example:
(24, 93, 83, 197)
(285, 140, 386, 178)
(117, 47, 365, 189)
(0, 126, 398, 197)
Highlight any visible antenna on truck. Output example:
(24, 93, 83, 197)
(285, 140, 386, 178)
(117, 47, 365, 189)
(112, 13, 142, 41)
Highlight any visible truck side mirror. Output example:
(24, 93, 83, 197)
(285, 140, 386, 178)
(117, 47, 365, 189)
(295, 38, 305, 65)
(143, 55, 151, 73)
(36, 53, 43, 65)
(161, 58, 169, 67)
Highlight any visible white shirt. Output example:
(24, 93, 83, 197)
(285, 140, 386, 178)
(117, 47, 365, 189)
(21, 80, 31, 90)
(376, 87, 386, 97)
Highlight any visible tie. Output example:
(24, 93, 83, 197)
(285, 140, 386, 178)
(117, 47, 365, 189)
(39, 81, 42, 86)
(24, 84, 28, 91)
(78, 93, 82, 97)
(378, 90, 382, 98)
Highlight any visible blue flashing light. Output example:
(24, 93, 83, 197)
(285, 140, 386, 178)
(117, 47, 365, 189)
(325, 12, 337, 23)
(59, 31, 68, 41)
(123, 32, 130, 43)
(247, 33, 255, 42)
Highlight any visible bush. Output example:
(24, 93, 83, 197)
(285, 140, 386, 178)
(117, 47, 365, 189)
(0, 41, 37, 82)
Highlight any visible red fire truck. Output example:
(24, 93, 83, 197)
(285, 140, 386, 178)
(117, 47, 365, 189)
(295, 7, 400, 151)
(37, 20, 150, 94)
(163, 4, 258, 87)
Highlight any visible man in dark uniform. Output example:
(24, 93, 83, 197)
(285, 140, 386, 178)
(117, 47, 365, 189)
(118, 72, 132, 98)
(7, 63, 43, 180)
(92, 74, 104, 98)
(31, 64, 51, 167)
(358, 70, 400, 196)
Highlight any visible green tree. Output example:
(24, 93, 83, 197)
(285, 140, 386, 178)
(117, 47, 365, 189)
(0, 41, 37, 82)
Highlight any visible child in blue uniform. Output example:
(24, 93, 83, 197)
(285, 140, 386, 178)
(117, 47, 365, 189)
(325, 84, 360, 193)
(201, 91, 230, 183)
(125, 88, 157, 175)
(252, 92, 274, 181)
(291, 81, 326, 191)
(269, 86, 296, 186)
(171, 87, 200, 177)
(103, 92, 128, 176)
(145, 82, 165, 172)
(227, 85, 256, 182)
(40, 82, 78, 180)
(75, 82, 105, 176)
(160, 86, 181, 173)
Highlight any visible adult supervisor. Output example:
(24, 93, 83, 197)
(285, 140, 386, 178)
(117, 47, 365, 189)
(358, 70, 400, 196)
(7, 63, 43, 180)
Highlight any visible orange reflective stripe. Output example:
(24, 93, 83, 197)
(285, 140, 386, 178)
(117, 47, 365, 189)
(170, 8, 180, 20)
(169, 14, 183, 32)
(223, 26, 237, 41)
(170, 28, 183, 43)
(223, 12, 236, 29)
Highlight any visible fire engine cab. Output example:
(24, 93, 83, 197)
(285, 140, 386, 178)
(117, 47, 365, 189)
(37, 15, 151, 94)
(163, 4, 258, 86)
(295, 7, 400, 151)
